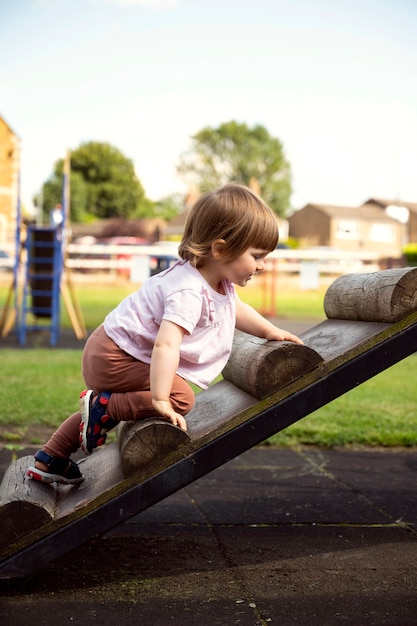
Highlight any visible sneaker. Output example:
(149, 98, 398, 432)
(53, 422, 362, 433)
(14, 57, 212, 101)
(27, 450, 84, 485)
(79, 389, 117, 455)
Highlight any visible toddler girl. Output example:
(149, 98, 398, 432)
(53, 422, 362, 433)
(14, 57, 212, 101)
(27, 183, 302, 484)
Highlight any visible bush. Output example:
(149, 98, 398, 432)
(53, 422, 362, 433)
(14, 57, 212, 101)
(403, 243, 417, 266)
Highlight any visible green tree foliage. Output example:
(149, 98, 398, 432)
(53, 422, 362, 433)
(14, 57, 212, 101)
(153, 193, 186, 221)
(36, 142, 152, 223)
(37, 160, 87, 223)
(177, 120, 292, 217)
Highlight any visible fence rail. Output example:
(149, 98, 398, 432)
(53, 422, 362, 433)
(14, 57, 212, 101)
(64, 244, 380, 275)
(0, 243, 383, 279)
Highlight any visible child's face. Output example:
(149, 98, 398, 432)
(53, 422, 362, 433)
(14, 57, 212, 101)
(220, 247, 269, 287)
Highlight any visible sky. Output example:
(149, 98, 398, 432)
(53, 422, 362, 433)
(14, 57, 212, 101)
(1, 0, 417, 216)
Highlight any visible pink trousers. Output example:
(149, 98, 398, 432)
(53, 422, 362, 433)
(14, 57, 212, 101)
(44, 325, 195, 459)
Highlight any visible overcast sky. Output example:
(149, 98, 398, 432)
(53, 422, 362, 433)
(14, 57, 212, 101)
(1, 0, 417, 215)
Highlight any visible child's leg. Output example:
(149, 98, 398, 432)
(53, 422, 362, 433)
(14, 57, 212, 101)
(27, 411, 83, 484)
(43, 411, 81, 458)
(29, 325, 195, 481)
(82, 325, 195, 421)
(107, 371, 194, 421)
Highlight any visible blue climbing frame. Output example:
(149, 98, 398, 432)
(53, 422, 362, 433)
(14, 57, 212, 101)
(18, 225, 64, 346)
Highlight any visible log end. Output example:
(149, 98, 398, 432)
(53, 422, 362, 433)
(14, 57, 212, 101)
(255, 342, 324, 398)
(0, 455, 57, 551)
(119, 418, 191, 478)
(0, 500, 53, 551)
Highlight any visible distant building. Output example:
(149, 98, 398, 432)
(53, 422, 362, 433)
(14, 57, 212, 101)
(0, 115, 20, 244)
(288, 202, 406, 258)
(361, 198, 417, 244)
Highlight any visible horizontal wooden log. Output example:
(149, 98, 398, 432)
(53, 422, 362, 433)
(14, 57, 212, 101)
(0, 456, 55, 551)
(118, 418, 191, 478)
(324, 267, 417, 322)
(222, 330, 323, 399)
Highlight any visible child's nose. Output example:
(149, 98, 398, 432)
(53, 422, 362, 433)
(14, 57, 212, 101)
(256, 259, 265, 272)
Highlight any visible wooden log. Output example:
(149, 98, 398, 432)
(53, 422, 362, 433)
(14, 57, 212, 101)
(222, 330, 323, 399)
(118, 418, 191, 478)
(56, 444, 125, 519)
(324, 267, 417, 322)
(0, 456, 56, 551)
(186, 379, 259, 440)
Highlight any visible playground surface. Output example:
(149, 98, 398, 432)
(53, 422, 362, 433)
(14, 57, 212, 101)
(1, 444, 417, 625)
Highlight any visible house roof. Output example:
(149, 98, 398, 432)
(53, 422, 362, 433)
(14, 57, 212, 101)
(0, 114, 19, 139)
(362, 198, 417, 213)
(300, 203, 399, 223)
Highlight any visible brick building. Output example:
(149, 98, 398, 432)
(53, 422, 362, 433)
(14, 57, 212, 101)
(288, 201, 406, 258)
(0, 115, 20, 244)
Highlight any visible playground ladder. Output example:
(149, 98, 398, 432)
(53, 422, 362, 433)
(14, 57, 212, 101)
(18, 226, 63, 346)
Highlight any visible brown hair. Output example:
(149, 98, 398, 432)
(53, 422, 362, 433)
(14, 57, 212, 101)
(178, 183, 279, 267)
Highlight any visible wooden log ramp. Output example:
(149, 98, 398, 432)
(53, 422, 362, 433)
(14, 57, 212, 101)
(1, 265, 417, 568)
(0, 327, 323, 551)
(119, 333, 322, 476)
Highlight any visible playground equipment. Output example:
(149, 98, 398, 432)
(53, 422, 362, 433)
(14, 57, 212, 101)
(18, 224, 63, 345)
(0, 153, 86, 345)
(0, 266, 416, 579)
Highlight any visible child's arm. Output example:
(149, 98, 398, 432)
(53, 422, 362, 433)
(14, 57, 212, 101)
(150, 319, 188, 431)
(235, 295, 303, 344)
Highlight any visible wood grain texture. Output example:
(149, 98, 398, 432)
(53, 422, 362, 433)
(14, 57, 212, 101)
(118, 418, 191, 478)
(222, 330, 323, 399)
(324, 267, 417, 322)
(0, 456, 55, 550)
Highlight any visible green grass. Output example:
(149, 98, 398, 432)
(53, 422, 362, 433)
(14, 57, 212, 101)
(235, 282, 327, 320)
(3, 350, 84, 428)
(60, 283, 135, 330)
(267, 353, 417, 447)
(1, 280, 416, 448)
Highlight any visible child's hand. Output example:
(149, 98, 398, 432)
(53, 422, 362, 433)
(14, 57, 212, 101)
(152, 399, 188, 432)
(266, 327, 304, 345)
(235, 297, 304, 345)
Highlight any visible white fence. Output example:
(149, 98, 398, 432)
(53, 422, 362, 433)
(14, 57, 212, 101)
(65, 243, 380, 278)
(0, 242, 381, 282)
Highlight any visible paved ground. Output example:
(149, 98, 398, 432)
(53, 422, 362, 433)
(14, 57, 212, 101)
(1, 445, 417, 625)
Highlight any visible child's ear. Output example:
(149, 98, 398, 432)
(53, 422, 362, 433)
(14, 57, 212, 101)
(211, 239, 227, 259)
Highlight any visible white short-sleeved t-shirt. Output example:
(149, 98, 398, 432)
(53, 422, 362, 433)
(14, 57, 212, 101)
(103, 260, 236, 389)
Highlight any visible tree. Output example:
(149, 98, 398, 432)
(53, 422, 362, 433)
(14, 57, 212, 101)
(36, 161, 87, 223)
(35, 141, 152, 223)
(177, 121, 292, 217)
(153, 193, 186, 222)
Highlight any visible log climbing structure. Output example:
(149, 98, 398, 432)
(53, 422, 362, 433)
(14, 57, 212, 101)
(1, 266, 417, 579)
